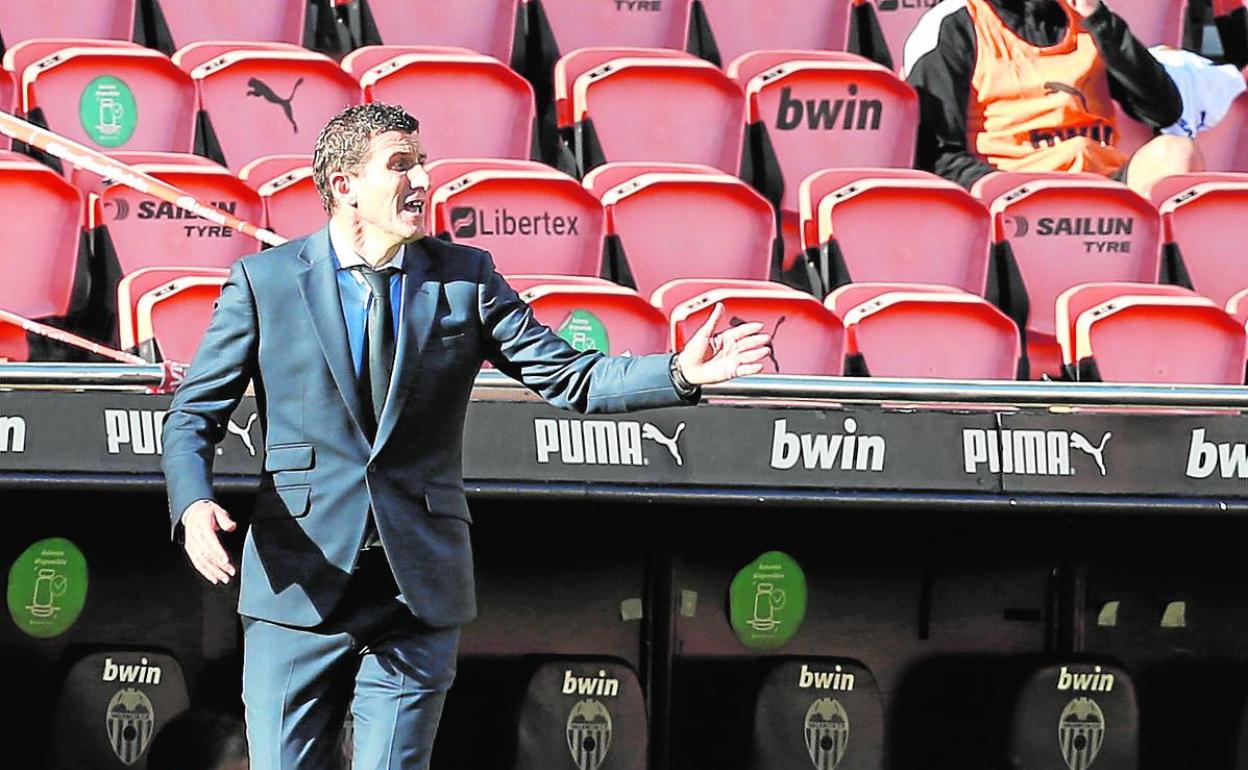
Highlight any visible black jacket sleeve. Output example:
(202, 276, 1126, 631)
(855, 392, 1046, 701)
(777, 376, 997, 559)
(905, 8, 997, 189)
(1084, 3, 1183, 128)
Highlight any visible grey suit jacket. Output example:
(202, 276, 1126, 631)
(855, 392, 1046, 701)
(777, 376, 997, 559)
(161, 226, 693, 628)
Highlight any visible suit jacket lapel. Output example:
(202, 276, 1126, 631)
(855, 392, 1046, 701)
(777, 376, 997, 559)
(295, 226, 372, 438)
(373, 238, 439, 454)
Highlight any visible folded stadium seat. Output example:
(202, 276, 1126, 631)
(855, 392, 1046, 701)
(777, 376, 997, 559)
(340, 43, 481, 76)
(46, 650, 190, 769)
(0, 68, 13, 149)
(976, 173, 1162, 379)
(146, 0, 308, 51)
(562, 53, 746, 176)
(237, 152, 312, 189)
(1, 38, 142, 80)
(1067, 289, 1246, 383)
(1112, 0, 1188, 47)
(1009, 660, 1138, 770)
(1197, 91, 1248, 172)
(355, 48, 536, 162)
(70, 150, 222, 197)
(0, 315, 28, 361)
(582, 161, 731, 199)
(94, 162, 265, 277)
(803, 172, 991, 302)
(671, 288, 846, 375)
(517, 283, 668, 355)
(170, 40, 306, 73)
(1228, 287, 1248, 328)
(356, 0, 522, 64)
(429, 164, 605, 276)
(651, 277, 803, 318)
(133, 273, 228, 362)
(1152, 175, 1248, 305)
(1055, 282, 1194, 378)
(185, 48, 361, 172)
(427, 157, 553, 191)
(871, 0, 936, 73)
(749, 658, 883, 770)
(511, 658, 647, 770)
(685, 0, 855, 68)
(118, 266, 229, 352)
(259, 166, 321, 240)
(828, 283, 1022, 379)
(15, 43, 195, 154)
(0, 158, 89, 321)
(553, 46, 694, 132)
(0, 1, 135, 55)
(507, 274, 615, 293)
(599, 171, 777, 296)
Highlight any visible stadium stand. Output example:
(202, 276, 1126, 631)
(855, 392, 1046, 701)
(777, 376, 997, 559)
(184, 47, 361, 171)
(801, 170, 991, 297)
(597, 169, 777, 295)
(670, 287, 845, 375)
(828, 282, 1022, 379)
(12, 42, 195, 154)
(429, 163, 605, 276)
(1152, 173, 1248, 305)
(354, 0, 523, 64)
(559, 52, 745, 176)
(517, 282, 669, 356)
(145, 0, 309, 52)
(237, 153, 312, 189)
(1058, 283, 1246, 384)
(0, 1, 136, 55)
(686, 0, 855, 68)
(651, 277, 803, 318)
(353, 47, 536, 162)
(0, 157, 88, 320)
(133, 272, 229, 363)
(258, 165, 321, 240)
(117, 266, 229, 354)
(973, 173, 1162, 379)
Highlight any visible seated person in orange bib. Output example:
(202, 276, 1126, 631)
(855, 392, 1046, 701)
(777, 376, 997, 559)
(904, 0, 1200, 196)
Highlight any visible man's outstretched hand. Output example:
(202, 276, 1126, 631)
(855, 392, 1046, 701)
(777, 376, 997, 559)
(675, 303, 773, 385)
(182, 499, 237, 585)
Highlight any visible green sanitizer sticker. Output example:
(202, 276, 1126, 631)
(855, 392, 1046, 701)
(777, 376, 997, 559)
(558, 310, 610, 353)
(8, 538, 88, 638)
(729, 550, 807, 650)
(79, 75, 138, 148)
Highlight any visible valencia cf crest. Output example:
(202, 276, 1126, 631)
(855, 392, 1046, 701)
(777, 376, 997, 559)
(106, 688, 155, 765)
(566, 698, 613, 770)
(1058, 697, 1106, 770)
(804, 697, 850, 770)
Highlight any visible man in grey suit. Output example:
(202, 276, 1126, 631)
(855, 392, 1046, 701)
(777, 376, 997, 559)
(162, 103, 771, 769)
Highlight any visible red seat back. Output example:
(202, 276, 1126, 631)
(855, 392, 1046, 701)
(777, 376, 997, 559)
(0, 316, 28, 362)
(583, 161, 728, 199)
(1197, 91, 1248, 172)
(172, 41, 305, 73)
(260, 167, 321, 240)
(555, 48, 694, 128)
(137, 274, 228, 363)
(824, 281, 959, 318)
(652, 278, 800, 318)
(153, 0, 306, 47)
(71, 150, 221, 196)
(363, 0, 521, 62)
(0, 160, 85, 318)
(3, 38, 141, 83)
(519, 283, 669, 356)
(0, 1, 135, 48)
(1111, 0, 1188, 47)
(507, 274, 615, 294)
(428, 158, 552, 190)
(359, 51, 535, 161)
(688, 0, 855, 67)
(0, 68, 13, 150)
(118, 266, 229, 349)
(1055, 282, 1193, 367)
(238, 153, 312, 189)
(1156, 179, 1248, 306)
(801, 167, 937, 250)
(871, 0, 934, 72)
(537, 0, 688, 55)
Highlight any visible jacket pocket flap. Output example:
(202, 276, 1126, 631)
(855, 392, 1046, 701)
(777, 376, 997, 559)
(264, 444, 314, 472)
(258, 484, 310, 518)
(424, 484, 472, 522)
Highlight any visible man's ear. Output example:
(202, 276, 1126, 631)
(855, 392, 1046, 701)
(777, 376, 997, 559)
(329, 171, 355, 209)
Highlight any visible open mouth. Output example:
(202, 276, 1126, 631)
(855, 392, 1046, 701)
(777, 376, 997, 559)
(402, 196, 425, 215)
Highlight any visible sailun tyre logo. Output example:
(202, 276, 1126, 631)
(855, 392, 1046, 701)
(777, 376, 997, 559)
(804, 698, 850, 770)
(566, 699, 613, 770)
(1058, 697, 1106, 770)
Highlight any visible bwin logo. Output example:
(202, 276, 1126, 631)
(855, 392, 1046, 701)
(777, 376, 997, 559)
(804, 698, 850, 770)
(1184, 429, 1248, 479)
(0, 416, 26, 453)
(105, 409, 166, 455)
(770, 418, 886, 472)
(798, 664, 856, 692)
(962, 429, 1111, 476)
(777, 85, 883, 132)
(1057, 666, 1115, 693)
(562, 670, 621, 698)
(534, 418, 685, 466)
(102, 657, 164, 686)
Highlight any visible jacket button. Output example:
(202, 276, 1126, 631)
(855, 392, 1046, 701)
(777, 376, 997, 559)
(368, 463, 377, 473)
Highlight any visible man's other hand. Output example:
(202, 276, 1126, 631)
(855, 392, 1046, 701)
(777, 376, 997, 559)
(182, 500, 238, 585)
(676, 302, 773, 385)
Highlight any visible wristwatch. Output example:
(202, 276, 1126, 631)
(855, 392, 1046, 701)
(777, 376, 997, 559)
(669, 354, 699, 398)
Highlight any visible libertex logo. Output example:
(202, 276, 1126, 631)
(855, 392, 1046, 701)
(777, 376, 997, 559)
(450, 207, 581, 238)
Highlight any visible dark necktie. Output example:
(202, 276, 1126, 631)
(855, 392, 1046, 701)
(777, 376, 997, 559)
(356, 265, 397, 433)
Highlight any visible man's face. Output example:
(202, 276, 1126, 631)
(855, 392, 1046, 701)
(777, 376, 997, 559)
(334, 129, 430, 244)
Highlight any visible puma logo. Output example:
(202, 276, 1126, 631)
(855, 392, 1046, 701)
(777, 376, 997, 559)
(1069, 431, 1112, 476)
(227, 413, 259, 456)
(246, 77, 304, 133)
(1044, 81, 1090, 113)
(641, 422, 685, 466)
(730, 315, 786, 371)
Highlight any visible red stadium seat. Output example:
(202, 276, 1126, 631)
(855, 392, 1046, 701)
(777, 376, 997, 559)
(0, 1, 135, 51)
(533, 0, 688, 56)
(599, 170, 776, 296)
(553, 47, 693, 129)
(582, 161, 730, 199)
(871, 0, 933, 72)
(565, 53, 745, 175)
(187, 49, 361, 171)
(238, 153, 312, 189)
(736, 54, 919, 218)
(2, 38, 141, 83)
(427, 158, 552, 190)
(1153, 175, 1248, 306)
(71, 150, 221, 196)
(171, 41, 305, 73)
(1112, 102, 1156, 158)
(94, 163, 265, 276)
(429, 165, 605, 276)
(0, 68, 13, 149)
(670, 288, 846, 375)
(1061, 286, 1245, 384)
(686, 0, 855, 68)
(0, 315, 28, 362)
(149, 0, 307, 48)
(1112, 0, 1188, 47)
(0, 159, 86, 319)
(979, 173, 1162, 378)
(16, 44, 195, 152)
(828, 283, 1021, 379)
(118, 266, 229, 351)
(1055, 282, 1192, 374)
(340, 44, 479, 76)
(506, 274, 615, 294)
(134, 273, 229, 363)
(651, 278, 802, 318)
(799, 167, 935, 254)
(259, 166, 322, 240)
(517, 283, 669, 356)
(1226, 286, 1248, 328)
(803, 172, 991, 297)
(359, 0, 522, 63)
(356, 48, 535, 161)
(1196, 91, 1248, 172)
(726, 48, 865, 83)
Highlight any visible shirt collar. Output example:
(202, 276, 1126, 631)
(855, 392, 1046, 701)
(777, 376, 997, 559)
(328, 225, 406, 272)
